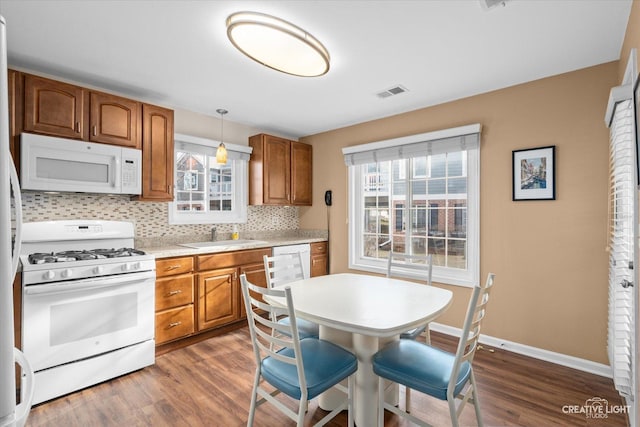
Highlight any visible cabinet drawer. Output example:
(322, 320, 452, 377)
(156, 256, 194, 277)
(197, 248, 271, 271)
(156, 274, 194, 311)
(155, 305, 194, 345)
(311, 242, 328, 255)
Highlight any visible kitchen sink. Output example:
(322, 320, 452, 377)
(178, 239, 267, 249)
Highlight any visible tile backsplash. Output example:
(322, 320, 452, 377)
(20, 192, 300, 241)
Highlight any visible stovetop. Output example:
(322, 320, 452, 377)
(20, 220, 156, 285)
(28, 248, 147, 264)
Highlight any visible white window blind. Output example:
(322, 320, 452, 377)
(607, 97, 635, 398)
(342, 124, 480, 166)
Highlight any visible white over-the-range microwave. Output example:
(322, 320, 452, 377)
(20, 133, 142, 195)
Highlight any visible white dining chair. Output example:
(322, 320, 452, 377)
(386, 251, 433, 412)
(240, 274, 357, 427)
(263, 253, 319, 339)
(386, 251, 433, 343)
(373, 273, 496, 427)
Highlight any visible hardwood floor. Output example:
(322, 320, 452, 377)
(26, 330, 628, 426)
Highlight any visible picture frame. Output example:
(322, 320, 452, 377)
(512, 145, 555, 201)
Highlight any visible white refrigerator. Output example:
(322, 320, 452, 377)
(0, 15, 33, 427)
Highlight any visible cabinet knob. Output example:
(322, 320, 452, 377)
(75, 122, 80, 133)
(92, 125, 97, 136)
(168, 290, 183, 296)
(166, 265, 181, 271)
(168, 321, 182, 328)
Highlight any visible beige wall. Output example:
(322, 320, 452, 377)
(300, 61, 618, 364)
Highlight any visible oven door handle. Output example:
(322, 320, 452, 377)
(24, 271, 156, 296)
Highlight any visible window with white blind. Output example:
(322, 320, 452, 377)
(606, 96, 636, 400)
(168, 134, 252, 225)
(343, 124, 480, 287)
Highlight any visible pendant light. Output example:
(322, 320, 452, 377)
(216, 108, 228, 164)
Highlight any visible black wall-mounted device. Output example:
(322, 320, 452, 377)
(324, 190, 332, 206)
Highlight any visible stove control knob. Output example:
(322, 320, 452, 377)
(93, 266, 104, 275)
(132, 262, 141, 270)
(121, 263, 130, 272)
(62, 269, 73, 278)
(43, 271, 55, 280)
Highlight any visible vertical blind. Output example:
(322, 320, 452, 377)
(607, 97, 635, 398)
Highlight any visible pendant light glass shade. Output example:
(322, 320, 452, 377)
(226, 11, 330, 77)
(216, 109, 228, 165)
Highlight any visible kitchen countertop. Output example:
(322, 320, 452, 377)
(139, 236, 327, 259)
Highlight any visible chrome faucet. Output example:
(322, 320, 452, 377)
(211, 226, 217, 241)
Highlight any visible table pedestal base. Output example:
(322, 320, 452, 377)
(318, 326, 397, 426)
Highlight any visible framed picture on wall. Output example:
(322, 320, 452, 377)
(512, 145, 555, 201)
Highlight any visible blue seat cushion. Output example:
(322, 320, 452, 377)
(400, 325, 427, 340)
(262, 338, 357, 400)
(277, 317, 319, 339)
(373, 340, 470, 401)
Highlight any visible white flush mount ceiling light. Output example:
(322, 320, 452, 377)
(226, 11, 330, 77)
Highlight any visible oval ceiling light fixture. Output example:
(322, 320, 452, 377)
(226, 11, 330, 77)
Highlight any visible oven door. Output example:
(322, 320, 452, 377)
(22, 270, 155, 372)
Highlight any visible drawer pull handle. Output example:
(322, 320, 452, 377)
(166, 265, 182, 271)
(168, 321, 182, 328)
(168, 290, 183, 296)
(92, 125, 97, 136)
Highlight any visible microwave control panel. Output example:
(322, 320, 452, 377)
(120, 148, 142, 194)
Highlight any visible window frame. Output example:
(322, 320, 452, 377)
(345, 126, 480, 288)
(168, 133, 251, 225)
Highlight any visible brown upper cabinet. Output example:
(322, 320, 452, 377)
(23, 73, 141, 148)
(248, 133, 312, 206)
(24, 74, 87, 140)
(89, 92, 141, 148)
(136, 104, 174, 201)
(13, 71, 175, 200)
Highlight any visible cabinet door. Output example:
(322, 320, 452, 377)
(263, 135, 291, 205)
(311, 242, 328, 276)
(239, 261, 269, 319)
(24, 74, 85, 139)
(291, 141, 312, 206)
(197, 267, 238, 330)
(89, 91, 140, 148)
(138, 104, 174, 201)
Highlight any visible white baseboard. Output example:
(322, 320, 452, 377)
(429, 323, 613, 378)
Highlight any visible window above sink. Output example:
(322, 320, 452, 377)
(168, 134, 252, 225)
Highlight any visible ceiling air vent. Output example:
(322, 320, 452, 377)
(376, 85, 408, 99)
(479, 0, 510, 10)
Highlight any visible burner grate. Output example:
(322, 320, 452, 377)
(27, 248, 147, 264)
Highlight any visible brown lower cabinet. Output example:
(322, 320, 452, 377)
(311, 241, 329, 277)
(155, 247, 270, 346)
(154, 256, 195, 345)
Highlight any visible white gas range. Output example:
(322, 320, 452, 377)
(20, 220, 156, 404)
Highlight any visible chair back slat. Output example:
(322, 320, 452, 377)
(449, 273, 495, 394)
(387, 251, 433, 285)
(264, 253, 305, 288)
(240, 274, 308, 393)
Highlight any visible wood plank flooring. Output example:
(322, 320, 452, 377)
(26, 329, 628, 426)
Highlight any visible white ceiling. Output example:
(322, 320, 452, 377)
(0, 0, 632, 139)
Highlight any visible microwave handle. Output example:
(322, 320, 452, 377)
(114, 156, 121, 190)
